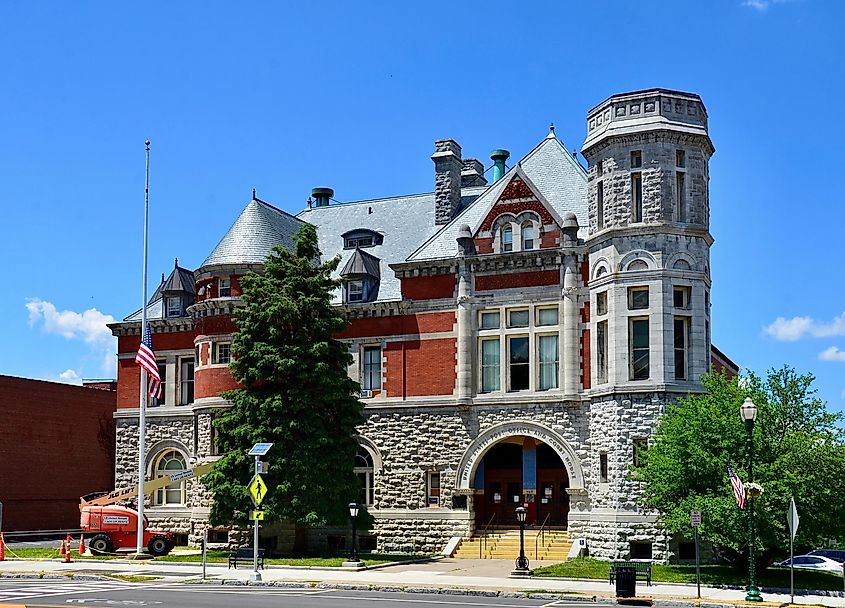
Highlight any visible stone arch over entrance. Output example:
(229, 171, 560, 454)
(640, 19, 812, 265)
(456, 421, 584, 492)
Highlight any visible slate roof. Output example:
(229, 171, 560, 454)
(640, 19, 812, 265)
(159, 263, 196, 295)
(201, 198, 304, 269)
(408, 135, 588, 261)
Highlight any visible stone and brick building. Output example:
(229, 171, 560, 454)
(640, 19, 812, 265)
(0, 376, 116, 531)
(109, 88, 735, 560)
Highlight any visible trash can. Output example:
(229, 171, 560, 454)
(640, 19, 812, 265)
(616, 566, 637, 598)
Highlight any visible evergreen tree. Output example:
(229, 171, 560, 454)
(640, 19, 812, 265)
(636, 367, 845, 567)
(203, 223, 365, 528)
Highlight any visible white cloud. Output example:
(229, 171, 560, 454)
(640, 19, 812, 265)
(763, 312, 845, 342)
(56, 369, 84, 385)
(26, 298, 115, 346)
(743, 0, 770, 10)
(819, 346, 845, 362)
(26, 298, 117, 378)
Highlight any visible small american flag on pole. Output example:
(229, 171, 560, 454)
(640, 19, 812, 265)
(727, 464, 746, 510)
(135, 323, 162, 399)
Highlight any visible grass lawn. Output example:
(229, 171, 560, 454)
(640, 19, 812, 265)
(533, 558, 845, 591)
(2, 548, 120, 560)
(154, 550, 426, 567)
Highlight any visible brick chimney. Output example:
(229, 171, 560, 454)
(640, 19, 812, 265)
(432, 139, 462, 225)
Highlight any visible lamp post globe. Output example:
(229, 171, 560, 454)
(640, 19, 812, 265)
(740, 397, 763, 602)
(348, 502, 360, 563)
(514, 506, 530, 573)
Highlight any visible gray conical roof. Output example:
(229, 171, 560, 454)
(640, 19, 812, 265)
(201, 199, 304, 269)
(340, 247, 381, 278)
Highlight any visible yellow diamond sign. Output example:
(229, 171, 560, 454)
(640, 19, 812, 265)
(249, 474, 268, 506)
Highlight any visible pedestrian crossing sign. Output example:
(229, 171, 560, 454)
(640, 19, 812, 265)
(249, 474, 267, 506)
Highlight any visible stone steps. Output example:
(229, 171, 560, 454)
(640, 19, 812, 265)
(453, 528, 572, 560)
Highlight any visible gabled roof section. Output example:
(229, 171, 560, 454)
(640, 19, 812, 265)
(161, 261, 196, 295)
(474, 166, 565, 234)
(407, 135, 588, 261)
(340, 247, 381, 279)
(200, 198, 304, 269)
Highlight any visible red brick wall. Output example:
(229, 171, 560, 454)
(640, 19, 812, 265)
(476, 270, 559, 291)
(194, 315, 238, 336)
(540, 230, 560, 248)
(401, 275, 456, 300)
(384, 338, 456, 397)
(0, 376, 116, 531)
(116, 330, 196, 409)
(475, 236, 493, 254)
(337, 312, 455, 339)
(195, 366, 241, 399)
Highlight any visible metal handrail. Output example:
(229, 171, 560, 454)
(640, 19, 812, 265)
(479, 513, 497, 558)
(535, 512, 551, 559)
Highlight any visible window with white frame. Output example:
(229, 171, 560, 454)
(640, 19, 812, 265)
(628, 287, 649, 310)
(596, 291, 608, 316)
(673, 286, 691, 309)
(478, 306, 563, 394)
(179, 357, 194, 405)
(480, 338, 500, 392)
(427, 471, 441, 506)
(166, 297, 181, 318)
(151, 360, 166, 406)
(537, 334, 559, 390)
(501, 226, 513, 252)
(629, 317, 650, 380)
(508, 336, 530, 391)
(521, 222, 536, 250)
(355, 448, 375, 506)
(154, 450, 186, 506)
(219, 277, 231, 297)
(596, 320, 608, 384)
(348, 279, 364, 303)
(214, 342, 231, 365)
(362, 345, 382, 391)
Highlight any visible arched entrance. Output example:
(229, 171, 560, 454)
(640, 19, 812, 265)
(473, 437, 570, 527)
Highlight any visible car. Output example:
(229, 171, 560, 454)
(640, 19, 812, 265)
(776, 554, 844, 574)
(809, 549, 845, 564)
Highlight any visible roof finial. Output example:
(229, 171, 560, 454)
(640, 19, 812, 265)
(547, 123, 556, 139)
(175, 257, 179, 267)
(252, 188, 257, 200)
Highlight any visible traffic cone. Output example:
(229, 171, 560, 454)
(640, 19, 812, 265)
(0, 533, 5, 561)
(64, 534, 72, 563)
(79, 535, 85, 556)
(59, 539, 65, 557)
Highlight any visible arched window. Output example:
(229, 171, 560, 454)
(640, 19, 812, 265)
(673, 259, 691, 270)
(627, 259, 648, 271)
(154, 450, 186, 506)
(501, 226, 513, 252)
(521, 222, 535, 250)
(354, 448, 374, 506)
(595, 265, 608, 278)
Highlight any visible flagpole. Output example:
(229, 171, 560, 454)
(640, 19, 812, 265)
(136, 140, 151, 557)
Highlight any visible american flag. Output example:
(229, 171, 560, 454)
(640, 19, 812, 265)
(727, 464, 746, 510)
(135, 324, 162, 400)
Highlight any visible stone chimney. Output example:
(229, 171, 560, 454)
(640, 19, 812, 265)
(432, 139, 462, 225)
(461, 158, 488, 188)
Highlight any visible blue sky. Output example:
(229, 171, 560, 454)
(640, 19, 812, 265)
(2, 1, 843, 412)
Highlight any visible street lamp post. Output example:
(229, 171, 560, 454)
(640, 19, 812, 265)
(740, 397, 763, 602)
(512, 506, 531, 576)
(348, 502, 360, 564)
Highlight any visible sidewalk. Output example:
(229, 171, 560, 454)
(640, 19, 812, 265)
(1, 556, 843, 607)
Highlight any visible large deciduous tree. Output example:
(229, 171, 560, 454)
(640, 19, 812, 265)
(203, 223, 365, 528)
(636, 367, 845, 566)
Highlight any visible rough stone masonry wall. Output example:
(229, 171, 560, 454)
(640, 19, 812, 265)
(361, 402, 590, 553)
(586, 394, 669, 560)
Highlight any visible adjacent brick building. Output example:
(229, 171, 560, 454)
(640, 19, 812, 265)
(0, 376, 116, 531)
(110, 88, 737, 560)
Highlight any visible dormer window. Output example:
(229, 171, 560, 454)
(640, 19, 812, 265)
(219, 277, 231, 297)
(342, 229, 383, 250)
(166, 296, 181, 318)
(502, 226, 513, 252)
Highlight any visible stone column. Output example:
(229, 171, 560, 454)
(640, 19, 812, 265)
(562, 258, 579, 396)
(455, 265, 473, 404)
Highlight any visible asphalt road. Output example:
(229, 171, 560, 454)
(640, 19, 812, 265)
(0, 579, 607, 608)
